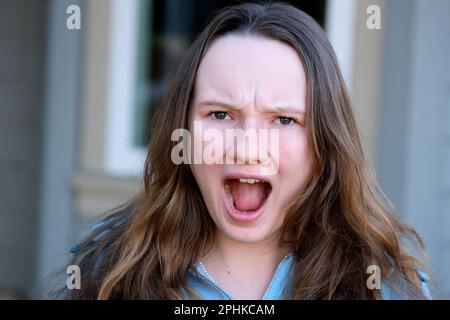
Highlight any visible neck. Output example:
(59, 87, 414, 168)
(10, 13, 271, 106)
(201, 230, 292, 275)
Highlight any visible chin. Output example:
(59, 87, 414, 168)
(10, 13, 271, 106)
(219, 217, 277, 244)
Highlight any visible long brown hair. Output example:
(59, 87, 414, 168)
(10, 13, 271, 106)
(66, 1, 429, 299)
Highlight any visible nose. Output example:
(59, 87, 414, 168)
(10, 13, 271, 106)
(225, 118, 270, 166)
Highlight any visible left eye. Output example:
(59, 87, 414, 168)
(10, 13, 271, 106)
(210, 111, 230, 120)
(276, 117, 296, 125)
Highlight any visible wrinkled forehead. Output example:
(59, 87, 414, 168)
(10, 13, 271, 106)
(192, 34, 307, 112)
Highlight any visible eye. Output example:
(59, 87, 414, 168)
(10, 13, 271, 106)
(210, 111, 230, 120)
(275, 116, 297, 126)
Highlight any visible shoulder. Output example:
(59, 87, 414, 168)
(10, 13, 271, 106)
(381, 270, 432, 300)
(69, 213, 129, 276)
(71, 212, 129, 248)
(62, 213, 129, 299)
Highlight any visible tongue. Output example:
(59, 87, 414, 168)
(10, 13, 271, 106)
(229, 180, 267, 211)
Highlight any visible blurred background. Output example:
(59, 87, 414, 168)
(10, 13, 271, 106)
(0, 0, 449, 299)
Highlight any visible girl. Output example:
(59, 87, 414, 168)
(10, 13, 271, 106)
(65, 2, 431, 299)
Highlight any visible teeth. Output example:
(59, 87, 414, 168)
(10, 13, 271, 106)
(225, 178, 266, 209)
(238, 178, 262, 184)
(224, 183, 236, 208)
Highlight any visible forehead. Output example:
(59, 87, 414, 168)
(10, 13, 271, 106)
(193, 34, 306, 110)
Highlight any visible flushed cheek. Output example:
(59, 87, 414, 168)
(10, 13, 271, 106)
(278, 137, 310, 169)
(276, 138, 312, 198)
(191, 164, 220, 198)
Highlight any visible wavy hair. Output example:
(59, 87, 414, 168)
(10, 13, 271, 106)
(65, 1, 429, 299)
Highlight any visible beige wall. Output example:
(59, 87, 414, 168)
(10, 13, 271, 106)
(351, 0, 386, 166)
(74, 0, 140, 220)
(80, 0, 110, 173)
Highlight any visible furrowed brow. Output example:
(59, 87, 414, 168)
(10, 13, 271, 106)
(197, 99, 245, 112)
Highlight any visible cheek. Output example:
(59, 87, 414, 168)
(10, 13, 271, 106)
(191, 163, 214, 182)
(278, 130, 312, 176)
(190, 164, 211, 205)
(275, 132, 312, 212)
(190, 163, 223, 197)
(279, 132, 312, 189)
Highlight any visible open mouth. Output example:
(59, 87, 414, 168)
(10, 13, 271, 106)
(223, 177, 272, 213)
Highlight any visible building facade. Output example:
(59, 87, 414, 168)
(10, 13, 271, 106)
(0, 0, 449, 299)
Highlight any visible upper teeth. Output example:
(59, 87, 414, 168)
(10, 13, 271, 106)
(239, 178, 262, 184)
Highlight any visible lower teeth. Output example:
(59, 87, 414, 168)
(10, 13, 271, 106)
(224, 183, 235, 207)
(224, 181, 270, 212)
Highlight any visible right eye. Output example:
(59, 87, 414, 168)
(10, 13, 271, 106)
(210, 111, 230, 120)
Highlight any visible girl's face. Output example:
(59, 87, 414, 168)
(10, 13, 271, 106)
(188, 34, 313, 245)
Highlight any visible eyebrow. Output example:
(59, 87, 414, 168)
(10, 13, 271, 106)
(197, 99, 305, 117)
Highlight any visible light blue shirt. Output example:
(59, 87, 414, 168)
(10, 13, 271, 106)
(185, 253, 432, 300)
(72, 219, 432, 300)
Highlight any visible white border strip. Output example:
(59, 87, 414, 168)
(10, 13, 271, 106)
(325, 0, 358, 93)
(106, 0, 146, 176)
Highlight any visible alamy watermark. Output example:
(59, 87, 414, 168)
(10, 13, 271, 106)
(366, 5, 382, 30)
(366, 265, 381, 290)
(66, 264, 81, 290)
(66, 5, 81, 30)
(171, 121, 280, 175)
